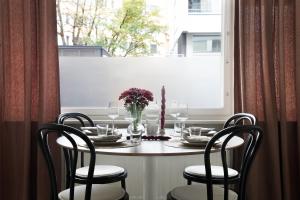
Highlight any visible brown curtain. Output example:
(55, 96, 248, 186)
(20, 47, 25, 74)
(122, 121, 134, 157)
(0, 0, 61, 200)
(234, 0, 300, 199)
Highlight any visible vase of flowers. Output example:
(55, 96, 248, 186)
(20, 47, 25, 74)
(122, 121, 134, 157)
(119, 88, 153, 143)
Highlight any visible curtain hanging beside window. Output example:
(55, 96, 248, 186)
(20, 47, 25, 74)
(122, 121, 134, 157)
(233, 0, 300, 199)
(0, 0, 61, 200)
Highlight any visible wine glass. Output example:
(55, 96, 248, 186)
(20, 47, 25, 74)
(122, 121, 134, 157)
(167, 100, 181, 135)
(177, 103, 189, 138)
(107, 101, 119, 134)
(169, 100, 180, 119)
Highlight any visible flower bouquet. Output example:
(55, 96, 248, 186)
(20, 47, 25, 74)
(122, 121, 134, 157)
(119, 88, 153, 142)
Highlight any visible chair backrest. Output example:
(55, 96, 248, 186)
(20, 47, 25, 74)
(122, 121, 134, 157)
(223, 113, 256, 128)
(38, 123, 96, 200)
(57, 112, 95, 127)
(204, 125, 262, 200)
(57, 112, 95, 181)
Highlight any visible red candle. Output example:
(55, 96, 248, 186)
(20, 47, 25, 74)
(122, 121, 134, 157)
(160, 86, 166, 131)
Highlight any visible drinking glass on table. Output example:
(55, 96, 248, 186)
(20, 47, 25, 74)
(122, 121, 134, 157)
(96, 124, 109, 135)
(145, 102, 159, 136)
(107, 101, 119, 134)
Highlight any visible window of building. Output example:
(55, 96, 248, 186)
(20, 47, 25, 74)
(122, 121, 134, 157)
(188, 0, 212, 13)
(150, 44, 158, 54)
(192, 35, 221, 53)
(189, 0, 200, 10)
(192, 38, 207, 52)
(212, 39, 221, 52)
(58, 0, 234, 121)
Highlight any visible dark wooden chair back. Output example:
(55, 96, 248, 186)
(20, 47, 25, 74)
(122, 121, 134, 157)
(224, 113, 256, 128)
(204, 125, 262, 200)
(57, 112, 95, 127)
(57, 112, 95, 175)
(38, 123, 96, 200)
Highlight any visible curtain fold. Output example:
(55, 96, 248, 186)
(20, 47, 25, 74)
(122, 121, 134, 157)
(0, 0, 61, 200)
(234, 0, 300, 199)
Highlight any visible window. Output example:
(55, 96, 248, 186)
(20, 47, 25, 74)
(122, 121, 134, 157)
(188, 0, 212, 13)
(58, 0, 234, 121)
(193, 39, 207, 52)
(192, 35, 221, 53)
(189, 0, 201, 10)
(212, 39, 221, 52)
(150, 44, 158, 54)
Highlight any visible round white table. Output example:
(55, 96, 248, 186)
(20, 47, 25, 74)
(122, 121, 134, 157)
(57, 135, 244, 200)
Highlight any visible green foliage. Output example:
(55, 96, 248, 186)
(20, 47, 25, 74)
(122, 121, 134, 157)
(93, 0, 165, 56)
(58, 0, 166, 56)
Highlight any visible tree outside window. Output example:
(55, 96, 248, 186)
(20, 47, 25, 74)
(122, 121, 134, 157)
(57, 0, 166, 57)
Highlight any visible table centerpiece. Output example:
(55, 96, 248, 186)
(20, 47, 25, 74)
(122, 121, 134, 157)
(119, 88, 153, 143)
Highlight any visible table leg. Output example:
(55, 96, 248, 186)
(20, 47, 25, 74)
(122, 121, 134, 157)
(143, 156, 156, 200)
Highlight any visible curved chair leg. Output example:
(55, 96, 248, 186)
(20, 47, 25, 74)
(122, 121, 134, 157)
(121, 179, 126, 190)
(187, 180, 192, 185)
(122, 193, 129, 200)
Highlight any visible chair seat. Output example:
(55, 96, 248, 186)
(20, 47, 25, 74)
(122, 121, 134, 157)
(76, 165, 125, 178)
(169, 184, 238, 200)
(58, 184, 126, 200)
(185, 165, 239, 178)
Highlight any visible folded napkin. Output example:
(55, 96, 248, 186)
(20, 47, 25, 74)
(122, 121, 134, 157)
(183, 135, 211, 143)
(80, 126, 117, 136)
(81, 127, 97, 130)
(188, 127, 215, 133)
(206, 130, 217, 136)
(89, 133, 122, 142)
(200, 127, 215, 132)
(80, 127, 98, 135)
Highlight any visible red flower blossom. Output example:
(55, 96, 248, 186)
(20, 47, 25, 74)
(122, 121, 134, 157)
(119, 88, 153, 110)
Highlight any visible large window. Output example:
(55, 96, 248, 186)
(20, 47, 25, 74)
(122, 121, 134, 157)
(58, 0, 234, 120)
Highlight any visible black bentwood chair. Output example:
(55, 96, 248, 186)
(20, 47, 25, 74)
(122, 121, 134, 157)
(168, 125, 262, 200)
(38, 124, 129, 200)
(57, 113, 127, 190)
(183, 113, 256, 185)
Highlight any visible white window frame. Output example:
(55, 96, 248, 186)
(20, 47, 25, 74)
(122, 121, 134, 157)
(60, 0, 234, 123)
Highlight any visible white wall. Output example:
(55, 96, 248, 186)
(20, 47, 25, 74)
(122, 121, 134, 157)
(184, 14, 222, 33)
